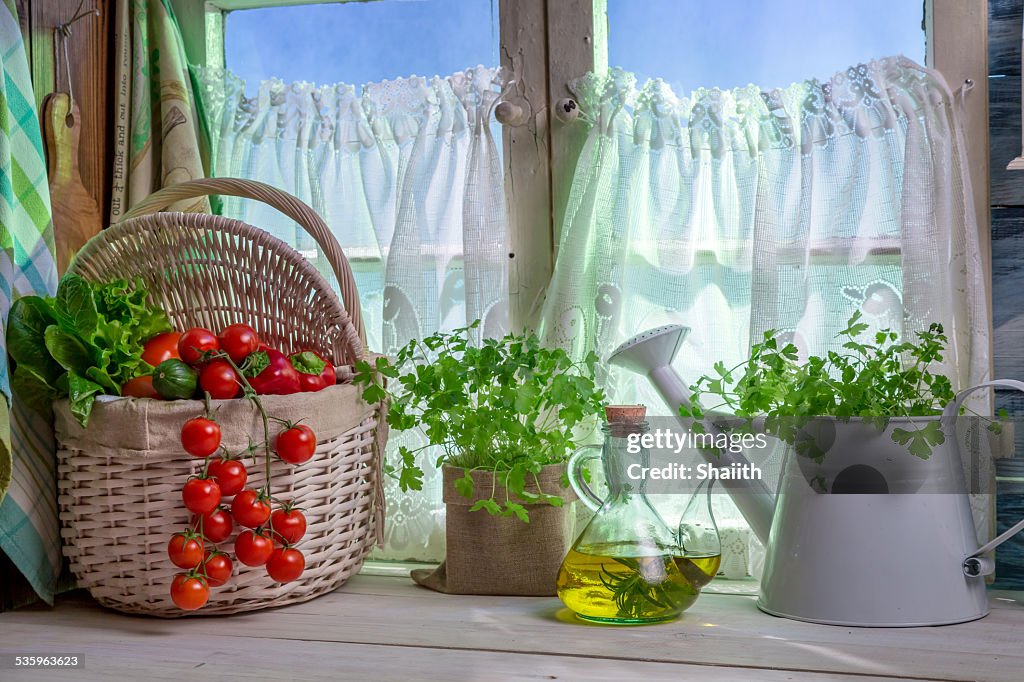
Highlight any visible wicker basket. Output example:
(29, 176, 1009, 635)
(55, 178, 386, 617)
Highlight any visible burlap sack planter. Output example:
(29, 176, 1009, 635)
(55, 385, 386, 617)
(412, 463, 575, 596)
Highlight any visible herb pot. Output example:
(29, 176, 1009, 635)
(411, 463, 576, 596)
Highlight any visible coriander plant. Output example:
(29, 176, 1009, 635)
(681, 312, 988, 460)
(353, 321, 605, 522)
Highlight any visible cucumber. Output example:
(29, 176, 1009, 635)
(152, 359, 198, 400)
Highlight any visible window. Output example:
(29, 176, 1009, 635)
(178, 0, 989, 328)
(174, 0, 991, 571)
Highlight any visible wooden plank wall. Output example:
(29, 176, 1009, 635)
(990, 0, 1024, 422)
(14, 0, 113, 221)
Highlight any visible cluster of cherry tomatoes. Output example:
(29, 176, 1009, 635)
(166, 325, 321, 611)
(125, 323, 336, 401)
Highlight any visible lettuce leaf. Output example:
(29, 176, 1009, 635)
(7, 297, 59, 382)
(6, 274, 171, 425)
(66, 372, 102, 427)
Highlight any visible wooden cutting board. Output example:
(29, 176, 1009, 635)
(42, 92, 102, 274)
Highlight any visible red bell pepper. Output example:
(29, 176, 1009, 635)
(246, 349, 301, 395)
(290, 351, 336, 392)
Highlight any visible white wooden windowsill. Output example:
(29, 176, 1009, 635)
(2, 574, 1021, 681)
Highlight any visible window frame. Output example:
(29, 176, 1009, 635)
(173, 0, 990, 359)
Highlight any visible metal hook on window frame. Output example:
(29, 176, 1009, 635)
(54, 0, 101, 118)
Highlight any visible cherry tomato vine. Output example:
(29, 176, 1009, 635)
(168, 326, 317, 611)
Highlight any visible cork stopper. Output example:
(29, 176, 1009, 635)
(605, 405, 646, 436)
(605, 404, 646, 422)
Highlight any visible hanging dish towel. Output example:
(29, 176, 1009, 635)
(0, 0, 61, 604)
(110, 0, 210, 220)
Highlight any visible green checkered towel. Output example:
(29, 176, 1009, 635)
(0, 0, 61, 604)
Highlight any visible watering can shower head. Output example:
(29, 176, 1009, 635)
(608, 325, 690, 375)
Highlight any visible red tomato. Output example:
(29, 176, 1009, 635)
(231, 489, 271, 528)
(122, 375, 162, 399)
(178, 328, 219, 366)
(181, 417, 221, 458)
(266, 547, 305, 583)
(275, 425, 316, 464)
(170, 573, 209, 611)
(270, 508, 307, 545)
(218, 324, 260, 364)
(200, 360, 242, 399)
(142, 332, 182, 367)
(193, 508, 233, 544)
(182, 477, 221, 515)
(202, 552, 233, 587)
(167, 532, 204, 569)
(234, 529, 274, 566)
(207, 458, 247, 497)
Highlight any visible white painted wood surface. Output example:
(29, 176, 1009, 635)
(2, 575, 1022, 681)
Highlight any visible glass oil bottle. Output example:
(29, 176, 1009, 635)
(556, 405, 694, 624)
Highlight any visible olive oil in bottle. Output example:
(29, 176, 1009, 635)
(673, 553, 722, 590)
(676, 478, 722, 591)
(557, 541, 696, 624)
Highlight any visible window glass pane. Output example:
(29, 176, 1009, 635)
(606, 0, 926, 92)
(225, 0, 499, 88)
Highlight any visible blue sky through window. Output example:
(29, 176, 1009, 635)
(225, 0, 499, 90)
(607, 0, 926, 93)
(224, 1, 925, 93)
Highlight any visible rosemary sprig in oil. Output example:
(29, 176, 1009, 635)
(598, 557, 678, 619)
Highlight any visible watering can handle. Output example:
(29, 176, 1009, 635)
(943, 379, 1024, 419)
(568, 445, 605, 512)
(944, 379, 1024, 565)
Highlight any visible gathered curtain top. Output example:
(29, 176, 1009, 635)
(197, 65, 507, 148)
(571, 56, 954, 155)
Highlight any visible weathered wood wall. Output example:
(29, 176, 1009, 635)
(987, 0, 1024, 428)
(991, 0, 1024, 419)
(14, 0, 113, 221)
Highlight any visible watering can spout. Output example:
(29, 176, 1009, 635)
(609, 326, 777, 545)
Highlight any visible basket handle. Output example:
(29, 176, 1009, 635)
(120, 178, 366, 344)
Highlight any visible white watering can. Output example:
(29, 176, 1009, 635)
(610, 325, 1024, 626)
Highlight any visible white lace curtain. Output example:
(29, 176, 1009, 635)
(198, 66, 511, 561)
(538, 57, 990, 574)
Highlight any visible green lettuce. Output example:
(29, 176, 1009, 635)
(7, 274, 171, 426)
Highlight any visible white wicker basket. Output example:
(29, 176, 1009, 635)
(55, 178, 386, 617)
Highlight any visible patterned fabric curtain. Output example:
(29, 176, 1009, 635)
(198, 65, 511, 562)
(0, 0, 61, 605)
(110, 0, 209, 221)
(538, 58, 990, 574)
